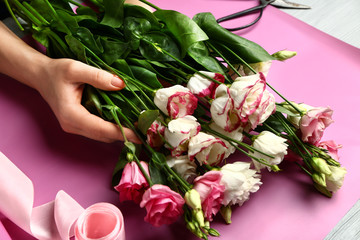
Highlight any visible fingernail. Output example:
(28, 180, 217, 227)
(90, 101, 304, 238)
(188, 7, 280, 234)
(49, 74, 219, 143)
(111, 75, 125, 89)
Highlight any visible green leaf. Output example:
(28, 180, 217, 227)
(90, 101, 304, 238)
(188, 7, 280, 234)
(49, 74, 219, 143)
(140, 32, 181, 61)
(187, 41, 226, 75)
(149, 152, 168, 185)
(100, 37, 130, 65)
(154, 10, 208, 57)
(123, 17, 152, 50)
(75, 27, 103, 54)
(101, 0, 125, 28)
(65, 34, 87, 63)
(75, 6, 97, 22)
(138, 110, 160, 135)
(78, 19, 123, 39)
(56, 9, 79, 33)
(124, 4, 160, 29)
(193, 12, 275, 64)
(130, 65, 162, 89)
(275, 104, 299, 117)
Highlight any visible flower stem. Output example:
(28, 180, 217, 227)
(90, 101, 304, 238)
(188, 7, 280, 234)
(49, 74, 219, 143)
(134, 154, 153, 186)
(4, 0, 24, 31)
(138, 0, 161, 10)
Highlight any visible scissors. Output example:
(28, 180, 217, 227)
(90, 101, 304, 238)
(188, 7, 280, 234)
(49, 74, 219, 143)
(217, 0, 311, 31)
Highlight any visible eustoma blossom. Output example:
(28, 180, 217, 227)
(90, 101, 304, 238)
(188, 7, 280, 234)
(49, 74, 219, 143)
(164, 115, 201, 156)
(187, 71, 225, 98)
(146, 118, 165, 148)
(154, 85, 198, 119)
(114, 161, 150, 204)
(231, 73, 276, 130)
(140, 184, 185, 227)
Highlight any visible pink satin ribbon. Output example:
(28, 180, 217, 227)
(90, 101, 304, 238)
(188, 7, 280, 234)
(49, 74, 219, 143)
(0, 152, 125, 240)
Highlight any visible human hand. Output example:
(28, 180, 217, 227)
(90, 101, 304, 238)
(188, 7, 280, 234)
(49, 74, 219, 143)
(35, 58, 141, 143)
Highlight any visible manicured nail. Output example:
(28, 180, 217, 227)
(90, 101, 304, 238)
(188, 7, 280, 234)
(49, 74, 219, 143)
(111, 75, 125, 89)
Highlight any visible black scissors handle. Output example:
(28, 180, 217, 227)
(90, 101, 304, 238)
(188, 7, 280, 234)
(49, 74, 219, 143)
(217, 0, 276, 31)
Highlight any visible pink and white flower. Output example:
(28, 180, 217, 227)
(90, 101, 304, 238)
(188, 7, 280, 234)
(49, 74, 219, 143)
(164, 115, 201, 156)
(220, 162, 262, 206)
(210, 84, 242, 132)
(325, 165, 347, 193)
(114, 161, 150, 204)
(187, 71, 225, 98)
(317, 140, 342, 162)
(231, 73, 275, 130)
(154, 85, 198, 119)
(300, 107, 334, 144)
(193, 171, 225, 221)
(166, 155, 197, 183)
(140, 184, 185, 227)
(188, 132, 228, 166)
(146, 119, 166, 148)
(230, 61, 272, 79)
(251, 131, 288, 171)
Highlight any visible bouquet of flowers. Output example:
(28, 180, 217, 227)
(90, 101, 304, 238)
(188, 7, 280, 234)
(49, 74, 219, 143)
(5, 0, 346, 238)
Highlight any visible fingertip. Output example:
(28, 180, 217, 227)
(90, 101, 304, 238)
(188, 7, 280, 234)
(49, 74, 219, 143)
(111, 75, 125, 90)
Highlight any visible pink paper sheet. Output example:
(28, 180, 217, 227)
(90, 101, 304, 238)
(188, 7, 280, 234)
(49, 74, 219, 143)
(1, 0, 360, 239)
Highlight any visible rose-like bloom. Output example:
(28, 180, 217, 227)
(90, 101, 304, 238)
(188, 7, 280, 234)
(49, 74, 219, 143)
(114, 161, 150, 204)
(231, 73, 276, 130)
(154, 85, 198, 119)
(300, 107, 334, 144)
(166, 155, 197, 183)
(209, 122, 243, 158)
(188, 132, 228, 166)
(251, 131, 288, 171)
(140, 184, 185, 227)
(210, 84, 241, 132)
(220, 162, 262, 206)
(325, 165, 347, 192)
(146, 119, 165, 148)
(187, 71, 225, 98)
(164, 115, 201, 156)
(317, 140, 342, 162)
(193, 171, 225, 221)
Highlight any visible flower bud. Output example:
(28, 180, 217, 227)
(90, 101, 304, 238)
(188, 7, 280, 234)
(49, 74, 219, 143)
(270, 165, 281, 172)
(185, 189, 202, 210)
(194, 210, 205, 228)
(312, 172, 326, 187)
(272, 50, 297, 61)
(220, 205, 232, 224)
(311, 157, 331, 175)
(208, 228, 221, 237)
(126, 152, 134, 162)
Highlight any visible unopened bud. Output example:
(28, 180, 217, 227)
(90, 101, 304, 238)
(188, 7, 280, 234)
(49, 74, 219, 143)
(185, 189, 202, 210)
(208, 228, 221, 237)
(312, 172, 327, 187)
(272, 50, 297, 61)
(311, 157, 331, 175)
(126, 152, 134, 162)
(220, 205, 232, 224)
(194, 209, 205, 227)
(271, 165, 281, 172)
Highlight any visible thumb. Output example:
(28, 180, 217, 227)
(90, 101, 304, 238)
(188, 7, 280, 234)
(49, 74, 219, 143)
(71, 61, 125, 91)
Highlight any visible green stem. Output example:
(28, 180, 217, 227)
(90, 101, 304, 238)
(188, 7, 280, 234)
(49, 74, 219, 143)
(133, 154, 153, 186)
(165, 164, 192, 191)
(4, 0, 24, 31)
(138, 0, 161, 10)
(206, 41, 242, 79)
(43, 0, 71, 34)
(23, 2, 50, 25)
(12, 0, 42, 27)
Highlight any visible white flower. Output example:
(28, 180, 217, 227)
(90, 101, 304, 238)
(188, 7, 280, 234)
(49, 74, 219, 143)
(187, 71, 225, 98)
(154, 85, 198, 119)
(146, 119, 165, 148)
(164, 115, 201, 156)
(210, 84, 241, 132)
(231, 73, 276, 130)
(251, 131, 288, 171)
(220, 162, 262, 206)
(325, 165, 347, 192)
(209, 122, 243, 158)
(188, 132, 228, 166)
(166, 155, 197, 183)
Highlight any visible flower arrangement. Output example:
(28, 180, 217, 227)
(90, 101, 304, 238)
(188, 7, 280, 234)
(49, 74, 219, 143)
(5, 0, 346, 238)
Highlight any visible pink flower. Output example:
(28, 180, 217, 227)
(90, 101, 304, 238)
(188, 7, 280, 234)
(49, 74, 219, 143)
(154, 85, 198, 119)
(300, 107, 334, 144)
(317, 140, 342, 161)
(210, 84, 242, 132)
(114, 161, 150, 204)
(188, 132, 228, 166)
(193, 171, 225, 221)
(187, 71, 225, 98)
(231, 73, 275, 130)
(140, 184, 185, 227)
(146, 119, 165, 148)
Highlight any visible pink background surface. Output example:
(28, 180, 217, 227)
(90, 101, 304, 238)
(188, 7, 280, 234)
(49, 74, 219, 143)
(1, 0, 360, 239)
